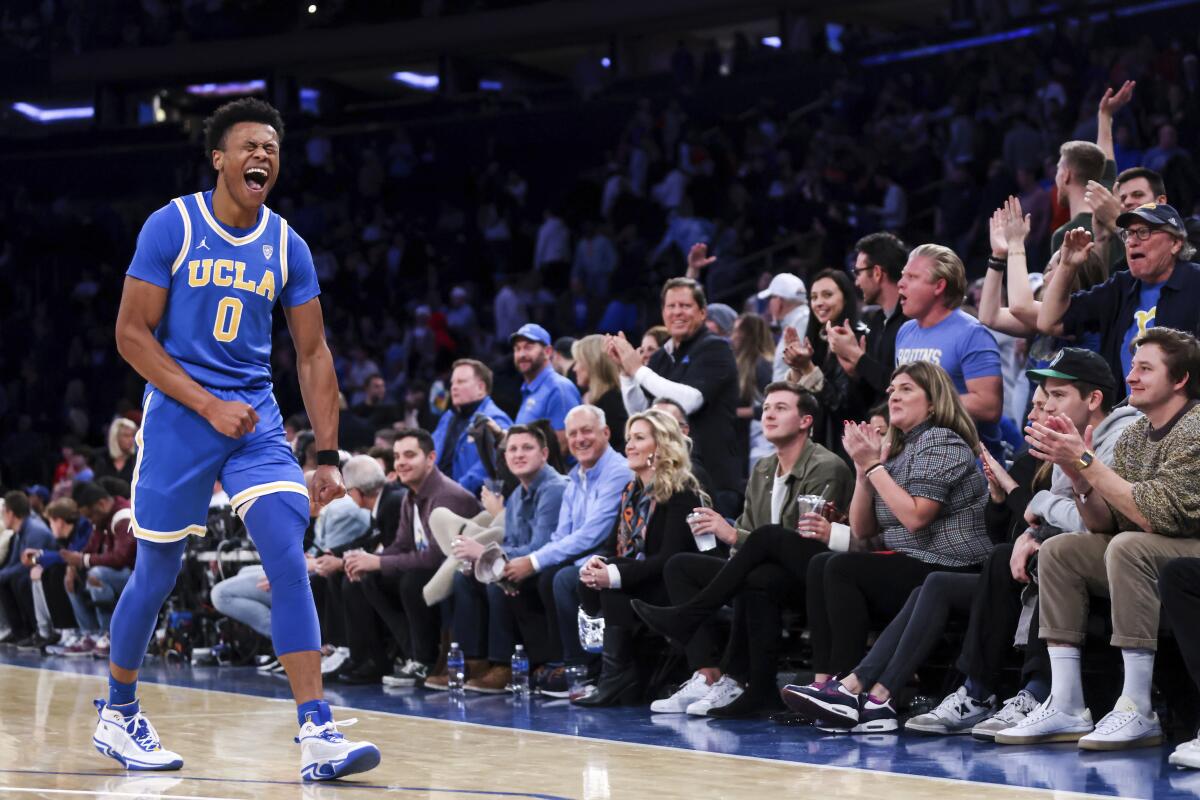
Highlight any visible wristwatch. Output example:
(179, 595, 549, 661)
(1075, 449, 1096, 470)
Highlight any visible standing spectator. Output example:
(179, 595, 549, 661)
(551, 337, 576, 380)
(341, 429, 481, 685)
(827, 233, 910, 414)
(639, 326, 670, 365)
(997, 327, 1200, 750)
(1038, 205, 1200, 396)
(895, 244, 1004, 455)
(1049, 141, 1110, 256)
(93, 418, 137, 483)
(500, 406, 632, 695)
(572, 335, 628, 454)
(0, 490, 55, 644)
(494, 275, 529, 343)
(534, 206, 571, 280)
(758, 273, 809, 381)
(431, 359, 513, 496)
(610, 278, 744, 516)
(511, 323, 583, 454)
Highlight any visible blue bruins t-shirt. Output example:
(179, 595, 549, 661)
(126, 191, 320, 390)
(1119, 280, 1164, 382)
(895, 309, 1004, 452)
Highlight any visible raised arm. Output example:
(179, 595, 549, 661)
(1096, 80, 1135, 163)
(1037, 229, 1094, 336)
(980, 204, 1034, 336)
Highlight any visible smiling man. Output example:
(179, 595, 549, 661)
(611, 277, 742, 515)
(1038, 203, 1200, 395)
(102, 98, 378, 780)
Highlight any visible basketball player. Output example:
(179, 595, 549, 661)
(93, 98, 380, 781)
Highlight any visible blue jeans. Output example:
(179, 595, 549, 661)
(537, 562, 584, 664)
(67, 566, 131, 634)
(210, 565, 272, 638)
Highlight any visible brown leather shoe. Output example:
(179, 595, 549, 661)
(466, 664, 512, 694)
(425, 658, 488, 691)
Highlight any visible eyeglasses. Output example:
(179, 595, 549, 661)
(1118, 227, 1165, 243)
(852, 266, 874, 276)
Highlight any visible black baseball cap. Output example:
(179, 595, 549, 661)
(1116, 202, 1186, 233)
(1027, 348, 1117, 391)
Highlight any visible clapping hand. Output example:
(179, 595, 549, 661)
(605, 332, 643, 377)
(783, 337, 814, 371)
(843, 420, 884, 471)
(1025, 413, 1092, 472)
(1084, 181, 1121, 232)
(1001, 195, 1030, 249)
(1060, 228, 1095, 270)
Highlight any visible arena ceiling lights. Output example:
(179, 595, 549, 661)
(11, 102, 94, 123)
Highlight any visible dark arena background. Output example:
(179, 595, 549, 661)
(2, 1, 1200, 797)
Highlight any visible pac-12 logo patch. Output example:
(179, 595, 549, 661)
(262, 244, 274, 260)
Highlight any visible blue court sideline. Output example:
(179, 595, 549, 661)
(3, 649, 1197, 799)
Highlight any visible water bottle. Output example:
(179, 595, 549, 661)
(447, 642, 465, 692)
(510, 645, 530, 698)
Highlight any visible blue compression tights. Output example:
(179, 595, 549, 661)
(109, 491, 319, 677)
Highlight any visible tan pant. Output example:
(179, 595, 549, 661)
(1039, 530, 1200, 650)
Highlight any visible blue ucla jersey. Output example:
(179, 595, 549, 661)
(126, 190, 320, 390)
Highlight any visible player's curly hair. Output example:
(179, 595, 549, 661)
(202, 98, 285, 155)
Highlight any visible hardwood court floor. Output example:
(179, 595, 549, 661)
(0, 660, 1194, 799)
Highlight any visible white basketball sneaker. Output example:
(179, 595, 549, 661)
(92, 700, 184, 771)
(297, 714, 381, 782)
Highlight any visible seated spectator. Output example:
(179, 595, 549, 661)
(58, 481, 136, 658)
(782, 361, 992, 731)
(339, 429, 481, 685)
(92, 418, 138, 483)
(757, 273, 809, 381)
(573, 410, 707, 706)
(783, 268, 870, 460)
(432, 359, 513, 496)
(0, 490, 55, 645)
(551, 336, 577, 379)
(996, 327, 1200, 750)
(401, 380, 439, 432)
(511, 324, 583, 454)
(500, 405, 632, 696)
(572, 335, 628, 454)
(1038, 204, 1200, 399)
(896, 243, 1004, 456)
(611, 278, 743, 516)
(23, 497, 93, 651)
(649, 398, 714, 497)
(827, 233, 910, 415)
(634, 383, 854, 717)
(443, 425, 567, 694)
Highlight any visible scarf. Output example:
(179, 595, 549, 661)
(616, 479, 656, 560)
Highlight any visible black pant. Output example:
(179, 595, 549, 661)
(498, 579, 555, 665)
(954, 541, 1048, 693)
(663, 553, 727, 671)
(38, 562, 78, 629)
(341, 575, 389, 668)
(808, 550, 975, 676)
(0, 568, 35, 638)
(359, 569, 440, 665)
(667, 526, 826, 683)
(1160, 558, 1200, 697)
(853, 571, 977, 693)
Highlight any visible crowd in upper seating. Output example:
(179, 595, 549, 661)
(6, 5, 1200, 774)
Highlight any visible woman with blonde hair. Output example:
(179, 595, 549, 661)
(574, 409, 707, 706)
(572, 334, 628, 452)
(782, 360, 991, 732)
(731, 313, 775, 467)
(94, 418, 138, 482)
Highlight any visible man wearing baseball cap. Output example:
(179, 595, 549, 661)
(511, 323, 582, 453)
(1039, 202, 1200, 393)
(757, 273, 809, 381)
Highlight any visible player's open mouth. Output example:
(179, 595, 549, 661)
(244, 167, 269, 192)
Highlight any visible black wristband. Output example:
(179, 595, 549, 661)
(987, 256, 1007, 272)
(316, 449, 341, 467)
